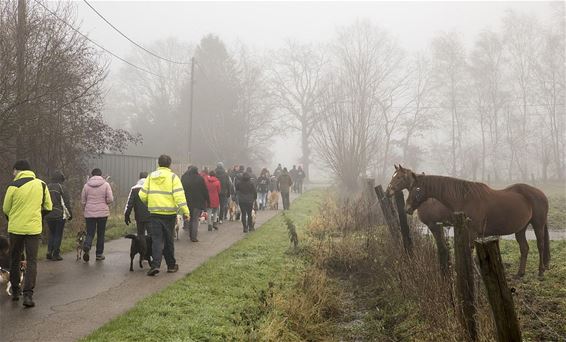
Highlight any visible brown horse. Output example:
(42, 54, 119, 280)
(387, 165, 454, 275)
(402, 170, 550, 277)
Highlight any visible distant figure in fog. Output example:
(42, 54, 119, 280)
(215, 162, 231, 223)
(205, 170, 221, 231)
(289, 165, 298, 193)
(278, 168, 293, 210)
(181, 166, 209, 242)
(81, 168, 113, 262)
(273, 163, 283, 178)
(256, 168, 269, 210)
(236, 172, 257, 233)
(296, 166, 306, 194)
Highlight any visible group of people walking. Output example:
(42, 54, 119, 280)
(1, 156, 305, 307)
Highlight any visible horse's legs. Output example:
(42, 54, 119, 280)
(430, 223, 450, 276)
(514, 227, 529, 278)
(531, 221, 546, 278)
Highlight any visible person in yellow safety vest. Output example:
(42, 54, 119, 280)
(2, 160, 52, 307)
(139, 154, 189, 276)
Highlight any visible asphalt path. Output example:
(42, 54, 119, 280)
(0, 199, 294, 342)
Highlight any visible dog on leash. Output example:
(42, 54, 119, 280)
(76, 231, 87, 261)
(1, 265, 25, 296)
(0, 236, 26, 296)
(228, 199, 237, 221)
(175, 215, 183, 240)
(250, 209, 257, 230)
(125, 234, 152, 272)
(268, 191, 279, 210)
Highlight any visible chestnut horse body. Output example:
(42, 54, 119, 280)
(405, 174, 549, 277)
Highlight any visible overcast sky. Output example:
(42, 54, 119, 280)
(65, 1, 557, 173)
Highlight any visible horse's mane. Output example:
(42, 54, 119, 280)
(416, 174, 491, 201)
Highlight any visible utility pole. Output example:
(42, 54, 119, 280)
(15, 0, 26, 159)
(188, 57, 194, 163)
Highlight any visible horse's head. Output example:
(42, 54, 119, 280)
(386, 164, 417, 196)
(405, 186, 427, 215)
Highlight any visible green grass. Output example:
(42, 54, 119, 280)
(500, 239, 566, 341)
(83, 190, 324, 342)
(38, 216, 136, 260)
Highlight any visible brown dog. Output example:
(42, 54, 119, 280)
(228, 198, 237, 221)
(268, 191, 279, 210)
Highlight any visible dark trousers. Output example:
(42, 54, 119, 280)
(84, 217, 108, 256)
(9, 233, 40, 296)
(239, 202, 253, 232)
(297, 180, 303, 194)
(219, 194, 229, 220)
(47, 219, 65, 256)
(187, 207, 202, 241)
(149, 215, 176, 269)
(281, 191, 290, 210)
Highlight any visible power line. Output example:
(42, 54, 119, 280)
(82, 0, 191, 65)
(34, 0, 171, 80)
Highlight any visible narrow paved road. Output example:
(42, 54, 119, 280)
(0, 201, 293, 342)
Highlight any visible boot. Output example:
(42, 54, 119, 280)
(208, 224, 213, 232)
(23, 294, 35, 308)
(11, 287, 20, 301)
(46, 251, 53, 260)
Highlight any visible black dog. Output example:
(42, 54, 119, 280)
(124, 234, 152, 272)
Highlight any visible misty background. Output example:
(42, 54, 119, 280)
(0, 1, 563, 193)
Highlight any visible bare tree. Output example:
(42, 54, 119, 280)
(398, 52, 435, 170)
(314, 20, 405, 188)
(431, 32, 469, 177)
(232, 45, 276, 165)
(533, 20, 565, 180)
(503, 10, 543, 180)
(269, 40, 327, 180)
(112, 38, 192, 160)
(0, 1, 137, 198)
(469, 30, 508, 181)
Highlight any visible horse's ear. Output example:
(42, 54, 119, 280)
(394, 164, 399, 170)
(399, 164, 404, 170)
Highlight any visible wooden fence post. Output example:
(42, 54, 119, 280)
(475, 236, 522, 342)
(453, 212, 477, 341)
(393, 190, 412, 254)
(364, 178, 379, 225)
(374, 185, 400, 241)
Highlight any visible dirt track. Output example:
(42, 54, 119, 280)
(0, 206, 287, 342)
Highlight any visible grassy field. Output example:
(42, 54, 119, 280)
(83, 190, 324, 342)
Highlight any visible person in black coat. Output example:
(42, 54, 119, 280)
(236, 172, 257, 233)
(181, 166, 209, 242)
(124, 172, 151, 251)
(215, 162, 231, 223)
(45, 171, 72, 261)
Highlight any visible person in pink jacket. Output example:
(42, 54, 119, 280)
(81, 168, 113, 262)
(205, 170, 221, 231)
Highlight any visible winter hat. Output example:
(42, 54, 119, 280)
(217, 162, 224, 168)
(51, 170, 65, 183)
(13, 160, 31, 171)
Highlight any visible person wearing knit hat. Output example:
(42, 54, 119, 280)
(3, 159, 52, 307)
(45, 171, 73, 261)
